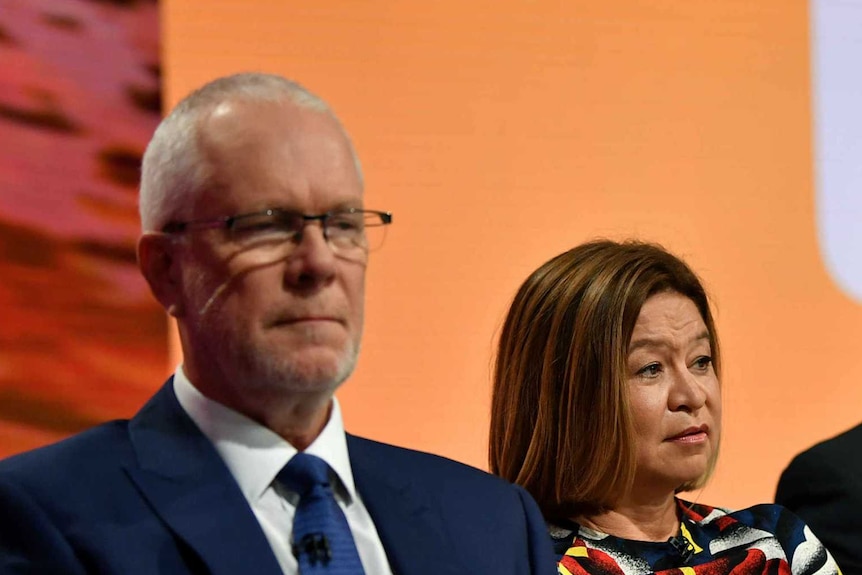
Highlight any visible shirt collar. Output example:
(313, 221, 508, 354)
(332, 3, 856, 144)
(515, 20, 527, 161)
(172, 366, 358, 504)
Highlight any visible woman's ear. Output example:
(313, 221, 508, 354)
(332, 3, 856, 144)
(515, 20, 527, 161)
(137, 233, 184, 318)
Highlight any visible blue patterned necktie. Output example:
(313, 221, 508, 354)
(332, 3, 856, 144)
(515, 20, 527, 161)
(277, 453, 366, 574)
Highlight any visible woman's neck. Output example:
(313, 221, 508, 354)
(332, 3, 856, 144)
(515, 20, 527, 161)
(575, 493, 679, 542)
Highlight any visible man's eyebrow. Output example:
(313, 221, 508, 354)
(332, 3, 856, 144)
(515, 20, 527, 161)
(628, 330, 711, 353)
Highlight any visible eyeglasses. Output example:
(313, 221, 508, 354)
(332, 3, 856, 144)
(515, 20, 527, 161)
(162, 208, 392, 259)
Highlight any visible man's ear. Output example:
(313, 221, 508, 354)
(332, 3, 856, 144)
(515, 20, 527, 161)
(137, 233, 185, 318)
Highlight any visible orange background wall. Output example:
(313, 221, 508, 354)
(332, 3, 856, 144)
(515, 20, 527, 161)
(162, 1, 862, 510)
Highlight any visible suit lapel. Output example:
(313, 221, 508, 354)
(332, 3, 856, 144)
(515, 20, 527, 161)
(125, 381, 283, 575)
(347, 435, 466, 575)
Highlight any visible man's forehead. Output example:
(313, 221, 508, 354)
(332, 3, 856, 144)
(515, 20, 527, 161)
(187, 100, 362, 215)
(198, 99, 346, 157)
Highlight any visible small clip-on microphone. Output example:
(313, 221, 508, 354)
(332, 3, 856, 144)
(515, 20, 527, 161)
(667, 534, 695, 564)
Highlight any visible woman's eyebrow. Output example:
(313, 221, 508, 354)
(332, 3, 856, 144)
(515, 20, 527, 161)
(628, 330, 710, 353)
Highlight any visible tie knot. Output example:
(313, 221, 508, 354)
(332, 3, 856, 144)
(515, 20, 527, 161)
(279, 452, 332, 497)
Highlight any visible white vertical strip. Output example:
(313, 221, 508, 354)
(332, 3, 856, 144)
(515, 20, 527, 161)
(813, 0, 862, 302)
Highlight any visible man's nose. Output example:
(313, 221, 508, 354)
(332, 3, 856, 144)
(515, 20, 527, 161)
(284, 222, 338, 286)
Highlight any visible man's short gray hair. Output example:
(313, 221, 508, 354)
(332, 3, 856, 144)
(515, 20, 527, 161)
(139, 72, 362, 232)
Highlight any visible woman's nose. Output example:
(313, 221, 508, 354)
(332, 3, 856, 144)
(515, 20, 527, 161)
(668, 368, 707, 412)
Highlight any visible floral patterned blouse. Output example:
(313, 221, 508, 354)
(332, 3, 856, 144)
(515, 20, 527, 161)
(552, 499, 841, 575)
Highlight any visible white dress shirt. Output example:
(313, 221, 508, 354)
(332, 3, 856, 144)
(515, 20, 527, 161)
(173, 367, 393, 575)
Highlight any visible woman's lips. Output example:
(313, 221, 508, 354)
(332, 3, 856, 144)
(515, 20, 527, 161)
(667, 425, 709, 443)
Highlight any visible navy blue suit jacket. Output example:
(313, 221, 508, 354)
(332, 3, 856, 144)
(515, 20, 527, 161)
(0, 381, 555, 574)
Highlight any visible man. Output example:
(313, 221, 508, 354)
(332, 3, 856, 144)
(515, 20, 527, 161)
(0, 73, 555, 574)
(776, 424, 862, 574)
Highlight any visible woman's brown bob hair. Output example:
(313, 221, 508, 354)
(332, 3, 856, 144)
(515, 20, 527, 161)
(489, 240, 721, 524)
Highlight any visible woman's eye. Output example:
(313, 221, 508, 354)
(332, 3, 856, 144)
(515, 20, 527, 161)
(637, 363, 662, 378)
(692, 356, 713, 370)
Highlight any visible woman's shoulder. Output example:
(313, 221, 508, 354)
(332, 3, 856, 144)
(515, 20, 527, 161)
(682, 499, 811, 533)
(681, 499, 839, 573)
(681, 499, 805, 533)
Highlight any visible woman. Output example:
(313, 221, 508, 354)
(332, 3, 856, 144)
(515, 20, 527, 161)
(489, 240, 839, 574)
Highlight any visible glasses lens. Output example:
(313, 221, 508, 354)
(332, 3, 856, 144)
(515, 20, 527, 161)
(362, 217, 388, 252)
(229, 210, 300, 245)
(326, 211, 389, 256)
